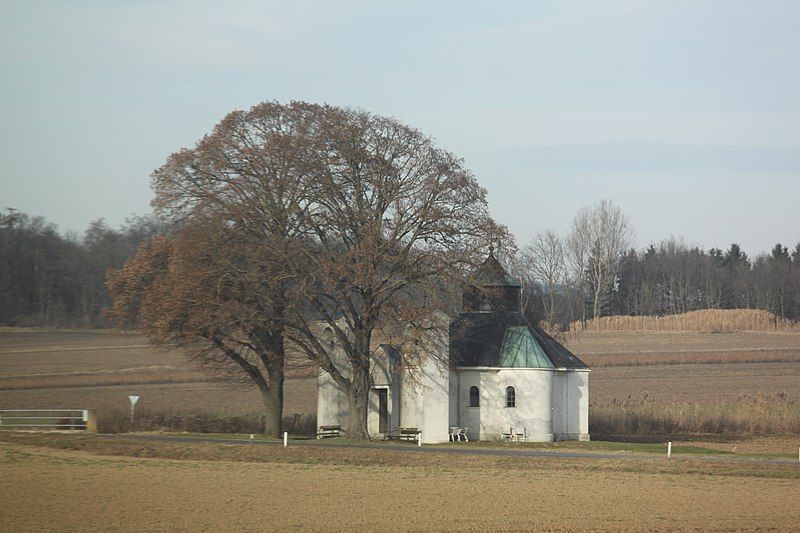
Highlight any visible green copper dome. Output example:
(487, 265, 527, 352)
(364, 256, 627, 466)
(498, 326, 554, 368)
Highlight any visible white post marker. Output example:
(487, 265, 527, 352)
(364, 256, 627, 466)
(667, 441, 672, 459)
(283, 432, 288, 447)
(418, 431, 422, 447)
(128, 395, 140, 424)
(249, 434, 254, 444)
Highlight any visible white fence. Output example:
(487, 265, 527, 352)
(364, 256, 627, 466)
(0, 409, 96, 431)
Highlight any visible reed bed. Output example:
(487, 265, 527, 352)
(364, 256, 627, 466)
(590, 392, 800, 436)
(570, 309, 800, 333)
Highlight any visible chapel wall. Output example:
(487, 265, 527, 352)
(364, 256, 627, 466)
(457, 368, 554, 441)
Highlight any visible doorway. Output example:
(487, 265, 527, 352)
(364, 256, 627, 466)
(378, 388, 388, 433)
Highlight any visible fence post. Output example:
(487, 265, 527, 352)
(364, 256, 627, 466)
(85, 410, 98, 432)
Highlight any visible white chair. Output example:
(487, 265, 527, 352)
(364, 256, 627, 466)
(449, 427, 460, 442)
(514, 426, 528, 442)
(458, 427, 469, 442)
(500, 426, 513, 441)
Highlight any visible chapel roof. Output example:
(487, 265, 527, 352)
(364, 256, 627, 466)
(449, 311, 588, 369)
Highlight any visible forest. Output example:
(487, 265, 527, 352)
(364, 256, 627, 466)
(517, 235, 800, 329)
(1, 206, 798, 329)
(0, 208, 166, 328)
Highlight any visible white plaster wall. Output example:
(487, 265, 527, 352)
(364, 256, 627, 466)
(317, 368, 348, 429)
(399, 354, 450, 443)
(551, 372, 566, 437)
(567, 370, 590, 440)
(419, 354, 450, 443)
(399, 377, 422, 433)
(457, 368, 554, 441)
(448, 370, 459, 427)
(552, 370, 590, 441)
(369, 346, 394, 387)
(316, 339, 351, 430)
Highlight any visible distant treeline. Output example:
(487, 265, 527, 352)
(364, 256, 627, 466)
(2, 208, 799, 329)
(0, 209, 166, 328)
(614, 240, 800, 320)
(521, 237, 800, 326)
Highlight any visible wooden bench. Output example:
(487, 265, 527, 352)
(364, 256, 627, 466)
(386, 427, 421, 442)
(316, 425, 341, 439)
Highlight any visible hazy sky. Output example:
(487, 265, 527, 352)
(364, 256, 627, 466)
(2, 1, 799, 256)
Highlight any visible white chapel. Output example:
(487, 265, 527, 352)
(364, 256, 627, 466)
(317, 252, 590, 443)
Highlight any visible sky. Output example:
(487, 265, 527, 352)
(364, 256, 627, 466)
(1, 0, 799, 256)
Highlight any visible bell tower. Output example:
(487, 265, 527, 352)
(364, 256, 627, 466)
(462, 249, 522, 313)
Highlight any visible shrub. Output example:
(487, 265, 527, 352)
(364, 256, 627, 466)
(95, 407, 317, 436)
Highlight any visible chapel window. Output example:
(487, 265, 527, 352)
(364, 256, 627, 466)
(469, 386, 480, 407)
(506, 386, 516, 408)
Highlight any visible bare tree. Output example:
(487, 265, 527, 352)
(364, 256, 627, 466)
(520, 229, 566, 325)
(112, 101, 503, 441)
(566, 200, 633, 320)
(286, 104, 503, 439)
(110, 102, 320, 437)
(107, 217, 301, 437)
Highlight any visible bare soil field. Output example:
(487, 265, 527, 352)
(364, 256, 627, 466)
(1, 434, 798, 531)
(0, 329, 316, 419)
(568, 330, 800, 354)
(590, 362, 800, 406)
(568, 330, 800, 366)
(1, 328, 799, 437)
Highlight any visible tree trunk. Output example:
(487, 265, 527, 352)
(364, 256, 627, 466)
(592, 285, 603, 319)
(346, 362, 371, 440)
(259, 373, 284, 437)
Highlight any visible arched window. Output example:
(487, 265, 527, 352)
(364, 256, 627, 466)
(469, 386, 480, 407)
(323, 327, 335, 348)
(506, 386, 516, 408)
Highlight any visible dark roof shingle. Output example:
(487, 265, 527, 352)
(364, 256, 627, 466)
(449, 311, 588, 369)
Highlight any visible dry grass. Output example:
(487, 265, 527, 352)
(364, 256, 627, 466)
(591, 392, 800, 436)
(570, 308, 800, 333)
(1, 435, 799, 531)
